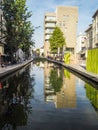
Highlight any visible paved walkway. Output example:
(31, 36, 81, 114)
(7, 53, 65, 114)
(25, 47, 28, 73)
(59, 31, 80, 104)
(0, 59, 33, 78)
(67, 64, 98, 83)
(47, 59, 98, 84)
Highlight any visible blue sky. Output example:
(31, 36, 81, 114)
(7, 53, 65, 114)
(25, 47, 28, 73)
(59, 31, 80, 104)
(26, 0, 98, 48)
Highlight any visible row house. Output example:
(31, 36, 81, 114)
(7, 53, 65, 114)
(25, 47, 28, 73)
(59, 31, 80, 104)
(92, 10, 98, 47)
(85, 24, 92, 49)
(76, 9, 98, 61)
(85, 9, 98, 49)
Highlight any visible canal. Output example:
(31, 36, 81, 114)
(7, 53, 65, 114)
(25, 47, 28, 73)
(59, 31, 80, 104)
(0, 61, 98, 130)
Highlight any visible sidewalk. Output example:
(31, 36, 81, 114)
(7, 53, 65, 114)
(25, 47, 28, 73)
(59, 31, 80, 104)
(66, 64, 98, 82)
(47, 58, 98, 84)
(0, 59, 33, 78)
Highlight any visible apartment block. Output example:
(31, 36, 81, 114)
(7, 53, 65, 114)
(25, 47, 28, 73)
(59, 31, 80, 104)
(85, 9, 98, 49)
(85, 24, 93, 49)
(44, 12, 56, 57)
(92, 10, 98, 47)
(44, 6, 78, 57)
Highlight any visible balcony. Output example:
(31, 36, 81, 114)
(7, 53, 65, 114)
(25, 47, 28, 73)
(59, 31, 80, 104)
(45, 35, 51, 40)
(45, 17, 56, 23)
(81, 42, 86, 48)
(45, 23, 56, 28)
(45, 30, 53, 34)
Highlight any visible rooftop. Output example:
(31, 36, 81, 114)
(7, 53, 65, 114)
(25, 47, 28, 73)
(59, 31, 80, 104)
(92, 9, 98, 18)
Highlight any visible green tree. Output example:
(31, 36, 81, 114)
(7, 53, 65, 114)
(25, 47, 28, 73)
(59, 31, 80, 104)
(1, 0, 34, 61)
(49, 26, 65, 54)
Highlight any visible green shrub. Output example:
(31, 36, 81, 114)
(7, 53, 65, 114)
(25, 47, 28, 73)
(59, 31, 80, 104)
(86, 48, 98, 74)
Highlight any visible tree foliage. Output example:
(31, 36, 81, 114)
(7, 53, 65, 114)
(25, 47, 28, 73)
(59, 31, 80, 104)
(49, 27, 65, 53)
(1, 0, 34, 59)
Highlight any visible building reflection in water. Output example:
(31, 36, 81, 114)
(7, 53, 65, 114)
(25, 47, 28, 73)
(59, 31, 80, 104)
(0, 61, 97, 129)
(44, 62, 76, 109)
(0, 65, 34, 130)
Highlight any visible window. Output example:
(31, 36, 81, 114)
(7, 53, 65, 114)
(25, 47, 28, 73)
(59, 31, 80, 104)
(63, 21, 65, 26)
(46, 16, 56, 21)
(97, 34, 98, 40)
(65, 27, 67, 32)
(63, 15, 69, 21)
(59, 22, 62, 26)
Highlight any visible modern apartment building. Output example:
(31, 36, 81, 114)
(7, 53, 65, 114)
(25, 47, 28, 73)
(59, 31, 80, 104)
(85, 24, 93, 49)
(44, 6, 78, 57)
(92, 10, 98, 47)
(44, 12, 56, 57)
(85, 9, 98, 49)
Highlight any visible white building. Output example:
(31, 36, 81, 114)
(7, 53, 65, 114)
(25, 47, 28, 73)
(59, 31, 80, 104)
(75, 33, 87, 59)
(40, 46, 44, 57)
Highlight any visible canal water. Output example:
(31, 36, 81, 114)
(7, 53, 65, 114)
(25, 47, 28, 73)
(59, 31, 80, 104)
(0, 61, 98, 130)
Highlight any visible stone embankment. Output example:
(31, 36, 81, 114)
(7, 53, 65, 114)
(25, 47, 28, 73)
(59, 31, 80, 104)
(0, 58, 98, 85)
(0, 59, 33, 79)
(47, 59, 98, 84)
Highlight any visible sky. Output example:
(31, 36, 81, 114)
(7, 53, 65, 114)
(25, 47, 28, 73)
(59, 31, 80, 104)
(26, 0, 98, 49)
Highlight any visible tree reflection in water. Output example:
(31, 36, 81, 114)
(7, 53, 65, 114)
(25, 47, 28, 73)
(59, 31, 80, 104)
(49, 67, 63, 93)
(0, 65, 35, 130)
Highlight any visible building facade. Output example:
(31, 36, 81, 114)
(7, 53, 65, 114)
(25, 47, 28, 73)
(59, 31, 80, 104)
(85, 24, 93, 49)
(39, 46, 44, 57)
(85, 9, 98, 49)
(44, 6, 78, 57)
(92, 10, 98, 47)
(44, 12, 56, 57)
(75, 33, 87, 59)
(44, 62, 76, 108)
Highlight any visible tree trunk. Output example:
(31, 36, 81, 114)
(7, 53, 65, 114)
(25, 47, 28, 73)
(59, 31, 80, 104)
(58, 47, 60, 57)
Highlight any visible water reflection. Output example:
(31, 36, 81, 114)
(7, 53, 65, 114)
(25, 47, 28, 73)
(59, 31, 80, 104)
(49, 67, 63, 93)
(0, 66, 34, 129)
(85, 83, 98, 112)
(0, 61, 98, 130)
(44, 62, 76, 108)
